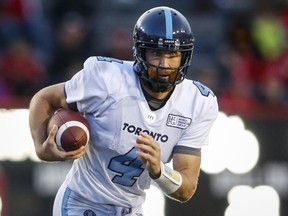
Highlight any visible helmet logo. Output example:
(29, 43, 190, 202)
(162, 39, 180, 51)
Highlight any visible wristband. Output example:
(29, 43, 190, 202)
(153, 161, 182, 195)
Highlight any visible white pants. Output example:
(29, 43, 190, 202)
(53, 182, 143, 216)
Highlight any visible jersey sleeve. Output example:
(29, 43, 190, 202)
(64, 57, 108, 113)
(177, 92, 219, 149)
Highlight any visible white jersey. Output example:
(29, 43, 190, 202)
(64, 56, 218, 208)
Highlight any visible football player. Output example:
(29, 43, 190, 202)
(29, 6, 218, 216)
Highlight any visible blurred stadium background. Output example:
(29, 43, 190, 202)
(0, 0, 287, 215)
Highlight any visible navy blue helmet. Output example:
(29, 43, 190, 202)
(133, 6, 195, 87)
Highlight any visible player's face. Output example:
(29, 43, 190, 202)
(144, 49, 182, 92)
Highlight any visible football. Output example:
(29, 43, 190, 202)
(47, 109, 90, 152)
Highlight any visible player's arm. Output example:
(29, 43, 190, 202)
(148, 152, 201, 203)
(29, 83, 87, 161)
(168, 153, 201, 202)
(136, 131, 201, 202)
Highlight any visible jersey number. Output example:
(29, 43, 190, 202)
(108, 148, 144, 186)
(97, 56, 123, 64)
(193, 81, 215, 97)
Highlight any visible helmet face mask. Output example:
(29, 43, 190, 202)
(143, 59, 184, 92)
(133, 6, 194, 91)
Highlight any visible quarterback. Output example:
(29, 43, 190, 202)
(29, 6, 218, 216)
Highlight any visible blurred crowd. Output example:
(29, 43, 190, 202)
(0, 0, 287, 118)
(0, 0, 96, 107)
(214, 2, 288, 117)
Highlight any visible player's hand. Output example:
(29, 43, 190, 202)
(37, 125, 87, 161)
(135, 131, 161, 179)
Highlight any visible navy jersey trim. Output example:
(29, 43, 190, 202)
(173, 146, 201, 157)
